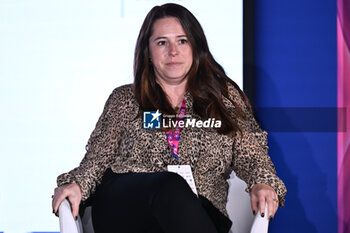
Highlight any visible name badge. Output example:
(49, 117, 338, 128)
(167, 165, 198, 196)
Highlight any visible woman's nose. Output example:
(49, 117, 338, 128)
(169, 43, 178, 56)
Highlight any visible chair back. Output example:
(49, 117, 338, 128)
(226, 171, 255, 233)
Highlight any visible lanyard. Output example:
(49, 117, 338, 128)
(166, 99, 186, 159)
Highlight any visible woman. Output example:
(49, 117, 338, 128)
(52, 3, 286, 233)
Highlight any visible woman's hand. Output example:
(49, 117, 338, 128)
(250, 183, 279, 221)
(52, 183, 82, 219)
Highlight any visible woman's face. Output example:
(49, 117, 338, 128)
(149, 17, 193, 85)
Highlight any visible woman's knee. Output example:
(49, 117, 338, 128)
(151, 171, 194, 198)
(155, 171, 187, 186)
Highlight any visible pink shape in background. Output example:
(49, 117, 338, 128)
(338, 0, 350, 232)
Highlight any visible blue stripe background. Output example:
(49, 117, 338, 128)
(254, 0, 337, 232)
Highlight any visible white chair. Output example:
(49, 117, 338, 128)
(59, 171, 269, 233)
(226, 171, 269, 233)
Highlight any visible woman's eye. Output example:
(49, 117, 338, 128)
(179, 39, 188, 44)
(157, 41, 166, 46)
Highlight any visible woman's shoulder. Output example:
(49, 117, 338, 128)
(111, 83, 134, 98)
(105, 84, 139, 117)
(224, 80, 249, 111)
(107, 84, 135, 104)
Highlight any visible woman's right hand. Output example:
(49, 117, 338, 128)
(52, 183, 82, 219)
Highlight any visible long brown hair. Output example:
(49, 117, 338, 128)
(134, 3, 249, 135)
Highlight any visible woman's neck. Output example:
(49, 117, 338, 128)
(157, 78, 187, 109)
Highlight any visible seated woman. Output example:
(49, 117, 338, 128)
(52, 3, 287, 233)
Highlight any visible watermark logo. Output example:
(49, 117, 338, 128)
(143, 110, 222, 129)
(163, 118, 221, 128)
(143, 110, 161, 129)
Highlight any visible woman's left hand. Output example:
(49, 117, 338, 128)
(250, 183, 279, 221)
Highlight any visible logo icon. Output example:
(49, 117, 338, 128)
(143, 110, 161, 129)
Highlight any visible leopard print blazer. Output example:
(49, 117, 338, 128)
(57, 82, 287, 216)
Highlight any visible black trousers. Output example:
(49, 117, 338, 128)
(90, 168, 232, 233)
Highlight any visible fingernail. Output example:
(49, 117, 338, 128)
(75, 216, 78, 221)
(253, 210, 256, 215)
(269, 216, 273, 222)
(52, 210, 55, 214)
(261, 213, 265, 218)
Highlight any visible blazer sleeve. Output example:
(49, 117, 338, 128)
(228, 83, 287, 207)
(56, 87, 126, 202)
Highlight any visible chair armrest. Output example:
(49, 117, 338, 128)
(58, 199, 83, 233)
(250, 202, 269, 233)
